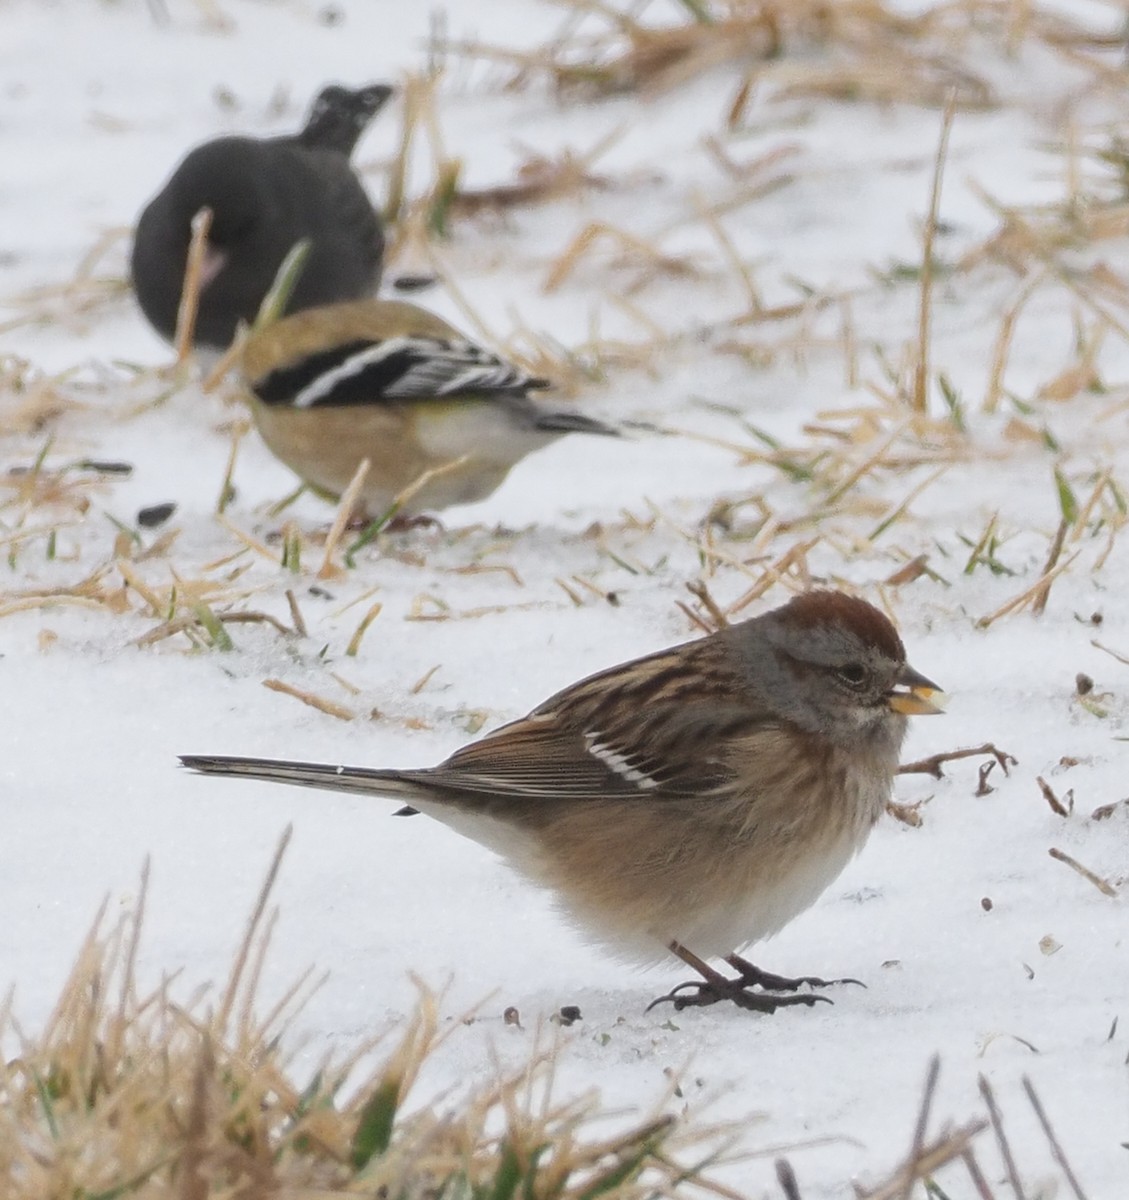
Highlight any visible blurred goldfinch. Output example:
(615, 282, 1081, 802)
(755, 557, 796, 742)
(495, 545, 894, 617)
(239, 299, 621, 517)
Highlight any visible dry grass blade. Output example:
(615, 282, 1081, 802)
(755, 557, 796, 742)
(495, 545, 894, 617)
(215, 825, 293, 1035)
(978, 1075, 1027, 1200)
(1090, 639, 1129, 668)
(543, 221, 700, 295)
(912, 93, 956, 414)
(214, 513, 278, 562)
(215, 419, 247, 515)
(285, 588, 308, 638)
(134, 608, 294, 649)
(975, 550, 1080, 628)
(885, 554, 932, 586)
(857, 1120, 988, 1200)
(822, 420, 910, 507)
(1031, 518, 1069, 616)
(900, 1054, 939, 1200)
(174, 206, 213, 363)
(179, 1034, 214, 1200)
(116, 558, 166, 616)
(345, 601, 384, 656)
(262, 678, 357, 721)
(966, 179, 1129, 349)
(725, 539, 819, 616)
(898, 744, 1016, 779)
(318, 457, 371, 580)
(450, 145, 619, 217)
(694, 191, 765, 316)
(675, 599, 716, 634)
(0, 456, 117, 516)
(1047, 847, 1118, 898)
(1021, 1077, 1091, 1200)
(0, 567, 122, 622)
(960, 1147, 996, 1200)
(345, 455, 472, 566)
(441, 9, 775, 98)
(1036, 776, 1071, 817)
(868, 464, 949, 543)
(776, 1157, 804, 1199)
(686, 579, 729, 629)
(202, 323, 248, 391)
(383, 73, 426, 226)
(981, 271, 1045, 413)
(773, 51, 992, 109)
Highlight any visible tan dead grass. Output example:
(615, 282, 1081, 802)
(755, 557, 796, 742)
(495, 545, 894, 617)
(0, 838, 1097, 1199)
(438, 0, 1001, 108)
(0, 837, 739, 1199)
(0, 227, 131, 337)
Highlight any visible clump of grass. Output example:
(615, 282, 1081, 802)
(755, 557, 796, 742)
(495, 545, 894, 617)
(0, 834, 732, 1199)
(0, 841, 1100, 1199)
(0, 227, 131, 337)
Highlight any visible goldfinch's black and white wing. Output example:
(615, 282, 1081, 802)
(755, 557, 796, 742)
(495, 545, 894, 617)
(249, 334, 547, 410)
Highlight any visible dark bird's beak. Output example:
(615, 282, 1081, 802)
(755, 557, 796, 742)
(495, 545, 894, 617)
(888, 663, 944, 716)
(359, 84, 395, 111)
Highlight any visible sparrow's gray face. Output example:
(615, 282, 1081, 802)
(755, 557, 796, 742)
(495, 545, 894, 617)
(734, 592, 941, 744)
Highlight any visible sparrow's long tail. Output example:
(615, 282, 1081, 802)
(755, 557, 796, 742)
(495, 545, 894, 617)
(179, 754, 422, 802)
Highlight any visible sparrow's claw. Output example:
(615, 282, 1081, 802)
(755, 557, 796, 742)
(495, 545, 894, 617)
(345, 512, 443, 533)
(725, 956, 866, 993)
(647, 978, 832, 1014)
(383, 513, 444, 533)
(645, 981, 706, 1012)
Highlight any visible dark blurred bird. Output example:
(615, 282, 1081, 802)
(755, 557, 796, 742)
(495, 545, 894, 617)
(131, 83, 393, 352)
(237, 298, 622, 518)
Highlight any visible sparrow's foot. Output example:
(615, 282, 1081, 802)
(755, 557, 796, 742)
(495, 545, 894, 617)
(646, 979, 831, 1014)
(651, 941, 860, 1015)
(344, 511, 443, 532)
(383, 513, 444, 533)
(725, 953, 865, 992)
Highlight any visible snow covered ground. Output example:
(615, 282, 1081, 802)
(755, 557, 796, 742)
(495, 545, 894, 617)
(2, 0, 1128, 1194)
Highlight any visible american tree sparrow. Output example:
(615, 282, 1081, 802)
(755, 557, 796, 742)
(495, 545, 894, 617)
(182, 590, 941, 1013)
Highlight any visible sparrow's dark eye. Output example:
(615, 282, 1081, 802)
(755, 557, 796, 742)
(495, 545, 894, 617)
(837, 663, 867, 687)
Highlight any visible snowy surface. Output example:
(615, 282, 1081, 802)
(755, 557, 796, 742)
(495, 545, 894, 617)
(2, 0, 1128, 1194)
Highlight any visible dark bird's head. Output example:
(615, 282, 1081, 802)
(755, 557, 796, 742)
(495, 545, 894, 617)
(298, 83, 395, 156)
